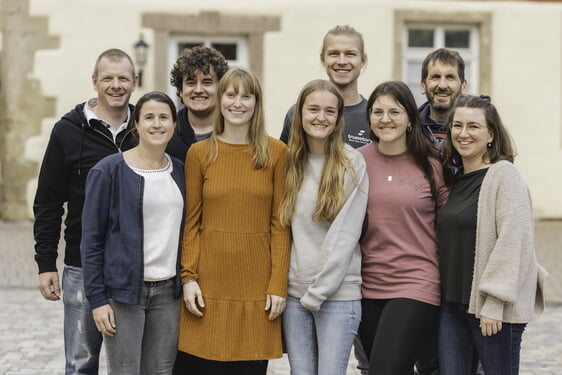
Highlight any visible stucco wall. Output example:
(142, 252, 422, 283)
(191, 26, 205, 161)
(491, 6, 562, 218)
(24, 0, 562, 218)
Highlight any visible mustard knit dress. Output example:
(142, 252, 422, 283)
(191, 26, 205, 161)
(178, 137, 291, 361)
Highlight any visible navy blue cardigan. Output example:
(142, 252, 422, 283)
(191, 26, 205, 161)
(81, 153, 185, 309)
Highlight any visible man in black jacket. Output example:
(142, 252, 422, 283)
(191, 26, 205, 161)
(167, 45, 230, 375)
(33, 48, 137, 375)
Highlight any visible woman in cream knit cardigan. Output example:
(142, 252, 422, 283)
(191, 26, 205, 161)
(436, 95, 547, 375)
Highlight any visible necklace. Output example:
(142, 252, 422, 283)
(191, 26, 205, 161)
(137, 150, 167, 170)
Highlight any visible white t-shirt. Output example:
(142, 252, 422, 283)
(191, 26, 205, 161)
(131, 154, 183, 281)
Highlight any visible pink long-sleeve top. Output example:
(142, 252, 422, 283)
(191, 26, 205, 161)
(359, 143, 449, 306)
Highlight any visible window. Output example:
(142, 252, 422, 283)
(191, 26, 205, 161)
(403, 25, 479, 106)
(143, 11, 281, 95)
(393, 10, 492, 107)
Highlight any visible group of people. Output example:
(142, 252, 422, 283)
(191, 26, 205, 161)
(33, 24, 546, 375)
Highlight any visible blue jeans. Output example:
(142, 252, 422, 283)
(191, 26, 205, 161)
(62, 265, 103, 375)
(283, 297, 361, 375)
(439, 301, 526, 375)
(104, 279, 180, 374)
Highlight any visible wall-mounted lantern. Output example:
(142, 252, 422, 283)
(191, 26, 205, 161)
(133, 34, 149, 87)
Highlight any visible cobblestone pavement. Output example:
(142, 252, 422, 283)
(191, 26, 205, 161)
(1, 219, 561, 374)
(1, 287, 561, 375)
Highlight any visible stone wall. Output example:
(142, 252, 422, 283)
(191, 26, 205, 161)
(0, 0, 58, 220)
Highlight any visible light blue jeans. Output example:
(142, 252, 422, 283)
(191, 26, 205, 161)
(104, 279, 180, 375)
(283, 297, 361, 375)
(62, 265, 103, 375)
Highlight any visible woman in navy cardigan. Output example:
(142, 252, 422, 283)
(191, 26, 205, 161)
(81, 91, 185, 374)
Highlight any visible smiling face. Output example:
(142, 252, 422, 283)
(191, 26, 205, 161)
(220, 84, 256, 129)
(321, 34, 365, 89)
(301, 90, 339, 153)
(135, 100, 176, 148)
(421, 60, 466, 115)
(370, 94, 409, 151)
(451, 106, 494, 170)
(180, 67, 218, 118)
(92, 57, 136, 112)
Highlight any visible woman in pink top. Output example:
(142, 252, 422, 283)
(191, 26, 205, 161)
(357, 81, 449, 375)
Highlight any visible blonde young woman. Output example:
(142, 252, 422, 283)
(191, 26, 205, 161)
(279, 79, 368, 375)
(177, 68, 291, 375)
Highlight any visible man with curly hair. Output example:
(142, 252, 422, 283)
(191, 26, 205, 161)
(166, 46, 229, 161)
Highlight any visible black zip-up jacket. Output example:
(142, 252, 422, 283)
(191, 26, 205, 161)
(33, 102, 136, 274)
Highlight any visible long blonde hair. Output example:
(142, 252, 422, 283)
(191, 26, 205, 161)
(279, 79, 357, 226)
(205, 68, 270, 169)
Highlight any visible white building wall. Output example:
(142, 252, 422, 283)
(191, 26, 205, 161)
(491, 6, 562, 218)
(27, 0, 562, 217)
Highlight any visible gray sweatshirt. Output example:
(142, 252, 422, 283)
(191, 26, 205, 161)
(288, 145, 369, 311)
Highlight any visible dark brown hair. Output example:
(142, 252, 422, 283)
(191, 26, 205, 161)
(367, 81, 442, 203)
(421, 48, 465, 82)
(443, 95, 516, 170)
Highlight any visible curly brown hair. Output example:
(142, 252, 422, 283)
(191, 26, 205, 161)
(169, 46, 229, 98)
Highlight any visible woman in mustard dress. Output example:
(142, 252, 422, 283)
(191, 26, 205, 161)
(176, 68, 291, 375)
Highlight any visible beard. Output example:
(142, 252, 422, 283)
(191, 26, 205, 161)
(427, 90, 459, 113)
(188, 105, 215, 119)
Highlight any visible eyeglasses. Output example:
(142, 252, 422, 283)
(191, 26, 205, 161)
(370, 109, 406, 120)
(450, 123, 488, 134)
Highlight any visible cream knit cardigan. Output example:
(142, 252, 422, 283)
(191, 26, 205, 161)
(468, 160, 547, 323)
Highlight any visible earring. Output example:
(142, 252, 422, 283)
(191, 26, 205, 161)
(407, 124, 412, 133)
(487, 142, 492, 148)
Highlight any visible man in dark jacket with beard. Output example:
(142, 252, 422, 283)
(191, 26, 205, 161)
(416, 48, 468, 375)
(419, 48, 467, 145)
(33, 48, 137, 375)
